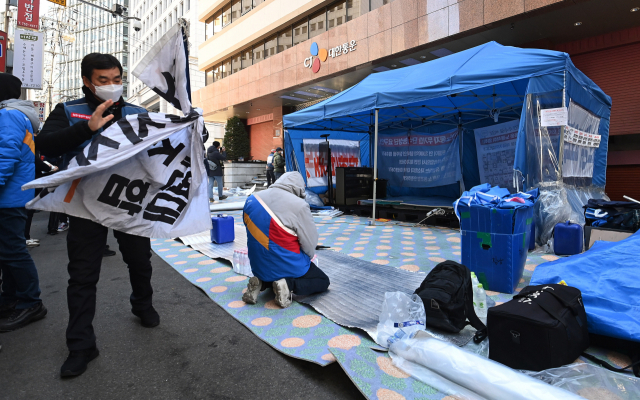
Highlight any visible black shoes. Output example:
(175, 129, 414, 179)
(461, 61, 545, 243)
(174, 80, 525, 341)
(60, 347, 100, 378)
(103, 245, 116, 257)
(219, 195, 228, 200)
(0, 302, 47, 332)
(0, 300, 18, 319)
(132, 306, 160, 328)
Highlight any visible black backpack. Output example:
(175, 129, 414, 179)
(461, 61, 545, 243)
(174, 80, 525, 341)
(414, 260, 487, 343)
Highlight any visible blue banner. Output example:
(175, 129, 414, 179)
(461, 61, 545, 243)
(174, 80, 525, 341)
(378, 128, 461, 188)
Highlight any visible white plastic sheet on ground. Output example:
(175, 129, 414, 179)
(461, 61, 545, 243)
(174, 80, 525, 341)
(389, 336, 583, 400)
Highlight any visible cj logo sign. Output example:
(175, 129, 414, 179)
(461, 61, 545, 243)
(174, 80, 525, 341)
(303, 42, 328, 73)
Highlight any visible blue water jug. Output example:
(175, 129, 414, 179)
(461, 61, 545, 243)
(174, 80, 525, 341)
(211, 215, 235, 244)
(554, 220, 583, 256)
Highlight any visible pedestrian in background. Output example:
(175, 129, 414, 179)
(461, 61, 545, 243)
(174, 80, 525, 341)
(273, 147, 285, 181)
(265, 148, 276, 187)
(25, 152, 58, 248)
(0, 73, 48, 334)
(207, 141, 227, 201)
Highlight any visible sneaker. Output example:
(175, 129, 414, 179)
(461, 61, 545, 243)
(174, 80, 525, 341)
(0, 302, 47, 332)
(57, 222, 69, 232)
(60, 346, 100, 378)
(273, 279, 292, 308)
(0, 301, 18, 319)
(242, 276, 262, 305)
(26, 239, 40, 248)
(219, 195, 228, 200)
(132, 306, 160, 328)
(209, 198, 215, 203)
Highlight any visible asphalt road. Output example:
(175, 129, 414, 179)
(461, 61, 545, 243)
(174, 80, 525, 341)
(0, 212, 363, 400)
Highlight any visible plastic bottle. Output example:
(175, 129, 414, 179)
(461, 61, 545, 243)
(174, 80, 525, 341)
(471, 272, 480, 311)
(476, 283, 487, 319)
(233, 251, 240, 273)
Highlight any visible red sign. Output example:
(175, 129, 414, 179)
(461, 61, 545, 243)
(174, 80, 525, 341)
(17, 0, 40, 30)
(71, 113, 92, 120)
(0, 30, 6, 73)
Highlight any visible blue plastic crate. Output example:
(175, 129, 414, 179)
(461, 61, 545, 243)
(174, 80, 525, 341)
(459, 204, 533, 294)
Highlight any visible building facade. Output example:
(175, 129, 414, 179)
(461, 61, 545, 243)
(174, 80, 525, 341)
(57, 0, 130, 102)
(128, 0, 206, 115)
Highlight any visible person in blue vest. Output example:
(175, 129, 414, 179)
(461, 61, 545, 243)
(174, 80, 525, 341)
(241, 172, 330, 308)
(0, 73, 47, 344)
(36, 53, 158, 377)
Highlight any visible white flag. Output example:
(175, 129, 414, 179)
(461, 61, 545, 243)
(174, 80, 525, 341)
(23, 24, 212, 238)
(134, 23, 192, 116)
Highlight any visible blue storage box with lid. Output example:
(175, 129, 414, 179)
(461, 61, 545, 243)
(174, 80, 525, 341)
(455, 184, 538, 294)
(211, 215, 235, 244)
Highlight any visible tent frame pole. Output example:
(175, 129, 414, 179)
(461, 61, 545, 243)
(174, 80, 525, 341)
(372, 109, 379, 224)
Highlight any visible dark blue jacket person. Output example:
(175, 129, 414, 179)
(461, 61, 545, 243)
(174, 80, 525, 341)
(0, 73, 47, 344)
(35, 53, 157, 378)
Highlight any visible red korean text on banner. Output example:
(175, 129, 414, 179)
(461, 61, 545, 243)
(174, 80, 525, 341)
(0, 31, 6, 73)
(17, 0, 40, 30)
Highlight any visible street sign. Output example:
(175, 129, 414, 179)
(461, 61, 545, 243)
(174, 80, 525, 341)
(0, 30, 6, 73)
(47, 0, 66, 6)
(13, 29, 44, 89)
(17, 0, 40, 30)
(32, 101, 45, 122)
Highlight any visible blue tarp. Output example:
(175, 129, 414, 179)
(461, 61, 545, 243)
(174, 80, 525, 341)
(283, 41, 611, 194)
(530, 232, 640, 342)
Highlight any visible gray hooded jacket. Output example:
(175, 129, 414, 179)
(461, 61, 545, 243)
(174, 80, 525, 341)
(257, 172, 318, 258)
(0, 99, 40, 133)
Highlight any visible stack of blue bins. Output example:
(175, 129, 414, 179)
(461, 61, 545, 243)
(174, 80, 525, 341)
(455, 184, 539, 294)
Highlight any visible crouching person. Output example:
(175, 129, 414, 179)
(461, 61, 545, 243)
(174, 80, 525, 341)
(241, 172, 329, 308)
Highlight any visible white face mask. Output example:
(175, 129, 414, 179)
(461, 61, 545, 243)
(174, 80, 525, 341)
(93, 84, 123, 102)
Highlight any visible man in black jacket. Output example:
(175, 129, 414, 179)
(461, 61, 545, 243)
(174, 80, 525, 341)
(206, 141, 227, 202)
(35, 53, 159, 378)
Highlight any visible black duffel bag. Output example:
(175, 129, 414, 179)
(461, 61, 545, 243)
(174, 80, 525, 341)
(414, 260, 487, 343)
(488, 284, 589, 371)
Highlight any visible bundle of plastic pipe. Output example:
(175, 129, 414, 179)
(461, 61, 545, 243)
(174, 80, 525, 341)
(390, 336, 584, 400)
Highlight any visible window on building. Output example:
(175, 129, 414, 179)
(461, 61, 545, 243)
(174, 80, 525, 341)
(264, 36, 276, 59)
(205, 67, 213, 85)
(232, 53, 242, 73)
(223, 58, 232, 78)
(213, 63, 222, 81)
(277, 27, 292, 53)
(241, 0, 251, 14)
(328, 2, 346, 28)
(309, 10, 326, 38)
(370, 0, 393, 11)
(231, 0, 241, 21)
(292, 18, 308, 46)
(213, 9, 222, 34)
(221, 3, 230, 26)
(252, 43, 263, 64)
(241, 48, 252, 69)
(252, 0, 263, 7)
(180, 1, 184, 17)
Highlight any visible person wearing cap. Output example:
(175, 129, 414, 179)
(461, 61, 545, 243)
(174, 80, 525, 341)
(0, 73, 47, 338)
(265, 148, 276, 187)
(273, 147, 285, 181)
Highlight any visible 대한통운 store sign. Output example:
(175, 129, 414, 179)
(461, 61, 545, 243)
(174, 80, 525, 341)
(14, 30, 44, 89)
(303, 40, 357, 73)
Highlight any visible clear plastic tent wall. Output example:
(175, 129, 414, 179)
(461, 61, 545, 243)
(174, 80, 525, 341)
(283, 42, 611, 241)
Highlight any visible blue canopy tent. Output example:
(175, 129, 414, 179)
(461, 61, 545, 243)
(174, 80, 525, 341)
(284, 41, 611, 229)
